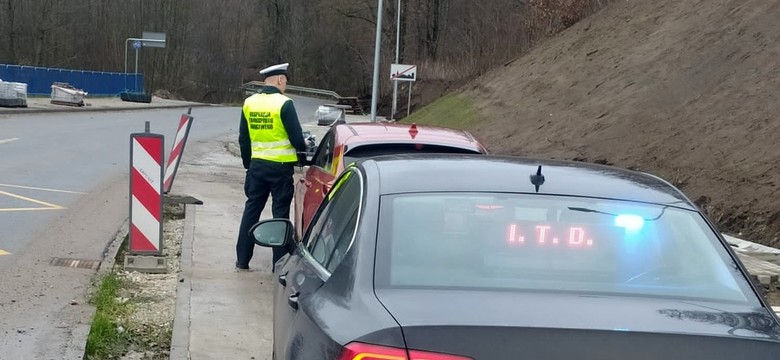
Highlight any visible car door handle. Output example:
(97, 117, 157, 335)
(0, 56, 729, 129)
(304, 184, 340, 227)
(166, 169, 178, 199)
(288, 293, 300, 310)
(278, 273, 287, 286)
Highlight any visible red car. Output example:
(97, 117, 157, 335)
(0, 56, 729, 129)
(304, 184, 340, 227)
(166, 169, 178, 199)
(294, 122, 488, 238)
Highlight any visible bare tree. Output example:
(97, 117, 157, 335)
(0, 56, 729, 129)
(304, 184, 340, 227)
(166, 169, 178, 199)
(0, 0, 615, 104)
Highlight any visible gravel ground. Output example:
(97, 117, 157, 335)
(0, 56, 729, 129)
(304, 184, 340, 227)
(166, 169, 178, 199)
(116, 204, 185, 360)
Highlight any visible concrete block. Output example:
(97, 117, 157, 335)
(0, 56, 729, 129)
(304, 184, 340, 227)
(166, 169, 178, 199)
(124, 255, 168, 274)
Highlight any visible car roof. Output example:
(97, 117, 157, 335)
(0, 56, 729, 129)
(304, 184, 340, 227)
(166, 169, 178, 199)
(358, 154, 695, 209)
(334, 122, 486, 153)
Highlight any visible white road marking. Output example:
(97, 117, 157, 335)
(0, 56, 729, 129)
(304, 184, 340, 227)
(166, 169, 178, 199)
(0, 190, 64, 211)
(0, 138, 19, 145)
(0, 183, 85, 194)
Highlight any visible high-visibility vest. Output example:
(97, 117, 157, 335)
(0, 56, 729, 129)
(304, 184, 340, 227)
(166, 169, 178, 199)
(243, 93, 298, 163)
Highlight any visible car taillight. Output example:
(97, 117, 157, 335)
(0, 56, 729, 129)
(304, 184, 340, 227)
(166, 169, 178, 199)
(338, 343, 407, 360)
(338, 342, 472, 360)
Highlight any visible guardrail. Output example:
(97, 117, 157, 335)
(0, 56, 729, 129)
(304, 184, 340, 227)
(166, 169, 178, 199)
(241, 81, 341, 99)
(241, 81, 366, 115)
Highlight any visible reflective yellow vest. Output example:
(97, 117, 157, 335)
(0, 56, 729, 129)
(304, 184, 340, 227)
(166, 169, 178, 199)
(242, 93, 298, 163)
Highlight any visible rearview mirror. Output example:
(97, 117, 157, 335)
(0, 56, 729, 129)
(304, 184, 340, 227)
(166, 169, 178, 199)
(250, 219, 293, 247)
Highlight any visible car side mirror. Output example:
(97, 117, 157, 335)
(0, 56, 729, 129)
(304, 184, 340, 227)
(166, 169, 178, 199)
(250, 219, 295, 247)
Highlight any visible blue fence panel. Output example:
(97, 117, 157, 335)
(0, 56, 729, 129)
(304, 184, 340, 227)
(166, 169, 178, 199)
(0, 64, 143, 95)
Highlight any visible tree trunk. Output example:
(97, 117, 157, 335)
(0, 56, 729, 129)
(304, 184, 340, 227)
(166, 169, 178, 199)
(6, 0, 18, 63)
(399, 0, 408, 62)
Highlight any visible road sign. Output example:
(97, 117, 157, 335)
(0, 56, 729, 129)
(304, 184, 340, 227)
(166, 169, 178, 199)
(129, 132, 164, 255)
(163, 112, 194, 194)
(390, 64, 417, 82)
(142, 31, 167, 48)
(133, 41, 142, 49)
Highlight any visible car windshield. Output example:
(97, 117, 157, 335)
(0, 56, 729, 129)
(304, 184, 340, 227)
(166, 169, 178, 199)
(375, 192, 757, 304)
(343, 144, 481, 165)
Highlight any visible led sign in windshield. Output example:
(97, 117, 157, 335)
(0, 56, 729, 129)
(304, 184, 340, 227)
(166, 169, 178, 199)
(506, 224, 594, 248)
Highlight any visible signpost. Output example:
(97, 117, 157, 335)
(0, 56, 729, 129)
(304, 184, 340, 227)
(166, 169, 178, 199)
(163, 110, 195, 194)
(142, 32, 167, 48)
(390, 64, 417, 118)
(391, 0, 402, 120)
(370, 0, 385, 122)
(126, 122, 168, 273)
(124, 32, 167, 92)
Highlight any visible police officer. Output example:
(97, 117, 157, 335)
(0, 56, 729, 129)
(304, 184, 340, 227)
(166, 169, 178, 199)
(236, 63, 307, 271)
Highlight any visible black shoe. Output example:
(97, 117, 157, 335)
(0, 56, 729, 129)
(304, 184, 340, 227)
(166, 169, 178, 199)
(235, 262, 250, 270)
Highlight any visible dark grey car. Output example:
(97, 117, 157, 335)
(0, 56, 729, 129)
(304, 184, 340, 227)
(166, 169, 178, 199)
(251, 154, 780, 360)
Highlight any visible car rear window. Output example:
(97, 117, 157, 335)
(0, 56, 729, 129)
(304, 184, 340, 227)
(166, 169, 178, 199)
(343, 144, 481, 165)
(374, 193, 757, 304)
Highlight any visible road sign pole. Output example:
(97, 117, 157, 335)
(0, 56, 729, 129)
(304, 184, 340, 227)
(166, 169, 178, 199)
(124, 39, 128, 74)
(407, 82, 413, 117)
(135, 46, 140, 92)
(124, 39, 128, 90)
(391, 0, 401, 120)
(370, 0, 385, 122)
(391, 78, 399, 121)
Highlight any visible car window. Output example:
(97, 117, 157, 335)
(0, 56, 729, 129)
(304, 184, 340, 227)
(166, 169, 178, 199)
(343, 143, 482, 165)
(313, 131, 335, 172)
(324, 207, 359, 273)
(374, 192, 758, 305)
(304, 170, 362, 274)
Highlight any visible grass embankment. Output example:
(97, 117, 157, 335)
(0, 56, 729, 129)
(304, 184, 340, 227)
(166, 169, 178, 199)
(401, 93, 482, 129)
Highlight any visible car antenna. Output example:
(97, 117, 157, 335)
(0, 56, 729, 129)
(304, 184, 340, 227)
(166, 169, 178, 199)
(530, 165, 545, 192)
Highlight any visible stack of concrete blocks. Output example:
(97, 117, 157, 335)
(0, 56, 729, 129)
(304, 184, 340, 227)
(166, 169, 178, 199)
(0, 79, 28, 108)
(50, 82, 87, 107)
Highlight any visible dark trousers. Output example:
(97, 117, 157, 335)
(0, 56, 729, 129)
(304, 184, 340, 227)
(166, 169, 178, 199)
(236, 159, 294, 271)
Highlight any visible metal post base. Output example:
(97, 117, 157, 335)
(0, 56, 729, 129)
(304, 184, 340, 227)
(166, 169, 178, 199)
(124, 255, 168, 274)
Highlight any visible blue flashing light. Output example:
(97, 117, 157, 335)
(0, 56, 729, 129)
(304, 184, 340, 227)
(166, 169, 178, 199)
(615, 214, 644, 232)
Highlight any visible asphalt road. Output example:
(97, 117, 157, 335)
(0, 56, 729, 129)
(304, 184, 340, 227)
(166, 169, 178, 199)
(0, 95, 327, 357)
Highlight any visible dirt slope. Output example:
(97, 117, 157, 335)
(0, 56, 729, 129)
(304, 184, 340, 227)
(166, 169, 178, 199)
(461, 0, 780, 246)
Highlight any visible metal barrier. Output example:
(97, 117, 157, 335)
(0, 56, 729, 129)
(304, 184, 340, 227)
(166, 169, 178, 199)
(241, 81, 365, 115)
(241, 81, 341, 99)
(0, 64, 143, 96)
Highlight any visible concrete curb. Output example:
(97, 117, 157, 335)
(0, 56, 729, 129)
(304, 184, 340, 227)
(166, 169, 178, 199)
(170, 204, 195, 360)
(0, 103, 215, 115)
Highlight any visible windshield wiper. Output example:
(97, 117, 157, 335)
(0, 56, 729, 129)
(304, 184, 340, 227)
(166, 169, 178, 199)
(567, 206, 668, 221)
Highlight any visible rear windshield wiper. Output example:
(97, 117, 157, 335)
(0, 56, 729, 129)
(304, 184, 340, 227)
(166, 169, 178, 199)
(567, 206, 668, 221)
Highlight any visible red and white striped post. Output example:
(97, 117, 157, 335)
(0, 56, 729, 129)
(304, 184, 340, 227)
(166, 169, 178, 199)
(129, 127, 164, 255)
(163, 111, 194, 194)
